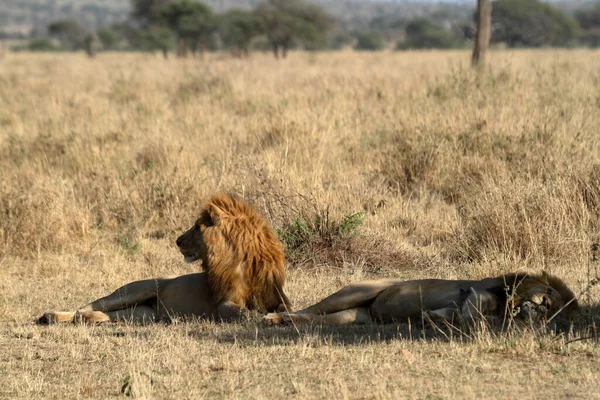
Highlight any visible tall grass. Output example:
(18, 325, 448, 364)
(2, 51, 599, 274)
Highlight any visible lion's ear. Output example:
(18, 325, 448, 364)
(206, 205, 222, 226)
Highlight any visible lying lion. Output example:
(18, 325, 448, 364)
(37, 194, 291, 324)
(265, 272, 579, 326)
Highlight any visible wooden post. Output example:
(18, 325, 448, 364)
(472, 0, 492, 68)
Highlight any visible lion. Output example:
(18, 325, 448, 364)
(264, 271, 579, 326)
(37, 193, 291, 324)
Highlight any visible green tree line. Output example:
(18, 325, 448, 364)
(20, 0, 600, 56)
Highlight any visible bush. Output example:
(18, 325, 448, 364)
(256, 0, 333, 57)
(131, 25, 176, 57)
(580, 28, 600, 47)
(97, 28, 121, 50)
(575, 3, 600, 47)
(27, 38, 59, 51)
(490, 0, 580, 47)
(398, 19, 461, 49)
(354, 31, 385, 51)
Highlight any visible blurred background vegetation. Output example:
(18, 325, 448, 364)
(2, 0, 600, 56)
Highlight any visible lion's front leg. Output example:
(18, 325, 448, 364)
(76, 278, 167, 314)
(216, 301, 247, 322)
(36, 310, 112, 324)
(80, 306, 157, 324)
(36, 311, 77, 324)
(263, 311, 292, 325)
(424, 307, 460, 323)
(264, 308, 371, 326)
(460, 288, 499, 322)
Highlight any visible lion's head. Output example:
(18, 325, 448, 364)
(176, 193, 290, 313)
(500, 272, 580, 322)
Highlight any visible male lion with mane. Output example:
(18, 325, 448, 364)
(37, 193, 291, 324)
(265, 272, 579, 326)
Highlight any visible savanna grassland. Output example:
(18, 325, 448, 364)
(1, 50, 600, 399)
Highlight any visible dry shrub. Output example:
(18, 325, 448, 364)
(578, 164, 600, 214)
(1, 132, 69, 169)
(276, 202, 417, 272)
(0, 174, 94, 257)
(378, 113, 570, 205)
(380, 131, 442, 195)
(242, 171, 420, 272)
(75, 161, 204, 242)
(427, 63, 519, 103)
(451, 177, 593, 265)
(174, 72, 233, 104)
(134, 143, 171, 172)
(250, 118, 305, 152)
(109, 75, 142, 105)
(378, 126, 497, 203)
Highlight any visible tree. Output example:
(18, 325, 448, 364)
(131, 0, 173, 26)
(132, 25, 176, 58)
(472, 0, 491, 68)
(97, 28, 121, 50)
(354, 31, 384, 51)
(491, 0, 579, 47)
(82, 33, 101, 57)
(256, 0, 332, 58)
(575, 2, 600, 47)
(47, 19, 86, 50)
(575, 3, 600, 30)
(398, 19, 461, 49)
(220, 9, 262, 57)
(160, 0, 215, 57)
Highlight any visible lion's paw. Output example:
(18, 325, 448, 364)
(263, 312, 287, 325)
(36, 312, 58, 325)
(73, 311, 110, 324)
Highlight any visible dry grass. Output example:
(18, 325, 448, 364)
(1, 49, 599, 399)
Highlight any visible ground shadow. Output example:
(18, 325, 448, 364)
(34, 304, 599, 347)
(567, 303, 600, 342)
(189, 308, 600, 347)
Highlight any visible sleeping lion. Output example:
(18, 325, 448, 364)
(36, 193, 291, 324)
(264, 272, 580, 326)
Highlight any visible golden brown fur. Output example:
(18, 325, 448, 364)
(265, 271, 579, 326)
(176, 193, 290, 313)
(37, 193, 291, 324)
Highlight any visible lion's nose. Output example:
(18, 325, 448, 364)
(176, 236, 183, 247)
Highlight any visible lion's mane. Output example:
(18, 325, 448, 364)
(197, 194, 290, 312)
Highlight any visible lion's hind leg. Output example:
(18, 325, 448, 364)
(299, 280, 400, 316)
(264, 280, 397, 326)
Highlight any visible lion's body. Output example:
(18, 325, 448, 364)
(37, 194, 291, 324)
(265, 272, 579, 326)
